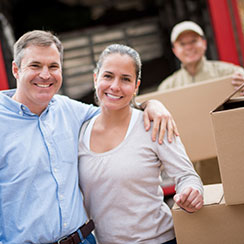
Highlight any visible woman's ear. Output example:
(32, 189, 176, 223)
(135, 80, 141, 94)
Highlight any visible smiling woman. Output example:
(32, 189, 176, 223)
(90, 44, 141, 152)
(78, 44, 203, 244)
(94, 52, 140, 113)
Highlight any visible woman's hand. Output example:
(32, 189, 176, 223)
(174, 187, 203, 213)
(142, 99, 179, 144)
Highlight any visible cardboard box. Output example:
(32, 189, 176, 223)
(193, 157, 221, 185)
(136, 76, 234, 162)
(172, 184, 244, 244)
(210, 84, 244, 205)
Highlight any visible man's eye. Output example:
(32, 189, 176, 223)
(30, 64, 39, 68)
(104, 74, 112, 79)
(50, 65, 59, 69)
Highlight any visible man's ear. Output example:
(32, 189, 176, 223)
(202, 38, 207, 52)
(172, 46, 178, 58)
(12, 61, 19, 80)
(93, 73, 97, 88)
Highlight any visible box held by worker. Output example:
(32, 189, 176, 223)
(136, 76, 234, 162)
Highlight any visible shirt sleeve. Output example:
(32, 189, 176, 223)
(55, 95, 100, 126)
(214, 61, 244, 77)
(156, 133, 203, 196)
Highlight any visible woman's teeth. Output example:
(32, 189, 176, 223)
(106, 93, 121, 99)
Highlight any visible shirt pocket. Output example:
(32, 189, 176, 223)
(53, 133, 77, 164)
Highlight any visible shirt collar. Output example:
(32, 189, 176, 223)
(181, 56, 207, 75)
(0, 89, 55, 116)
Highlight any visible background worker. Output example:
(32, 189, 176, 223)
(158, 20, 244, 93)
(158, 20, 244, 185)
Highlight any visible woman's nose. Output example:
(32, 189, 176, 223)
(110, 78, 120, 90)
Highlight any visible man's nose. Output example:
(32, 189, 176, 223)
(39, 66, 50, 79)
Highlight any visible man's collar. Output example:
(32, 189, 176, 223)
(181, 56, 206, 75)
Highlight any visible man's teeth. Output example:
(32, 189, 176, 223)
(107, 94, 121, 99)
(36, 84, 51, 88)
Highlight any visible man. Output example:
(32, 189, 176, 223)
(0, 30, 177, 244)
(158, 20, 244, 92)
(158, 20, 244, 185)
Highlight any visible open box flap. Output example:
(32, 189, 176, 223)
(203, 184, 224, 205)
(211, 83, 244, 113)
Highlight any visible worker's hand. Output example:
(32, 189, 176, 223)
(232, 72, 244, 96)
(174, 187, 203, 213)
(143, 99, 179, 144)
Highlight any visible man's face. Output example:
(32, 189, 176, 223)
(172, 31, 207, 66)
(12, 44, 62, 114)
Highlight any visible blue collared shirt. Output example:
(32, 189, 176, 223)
(0, 89, 99, 244)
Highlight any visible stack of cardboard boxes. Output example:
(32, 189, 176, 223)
(172, 83, 244, 243)
(137, 77, 244, 243)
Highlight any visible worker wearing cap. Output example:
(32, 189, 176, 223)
(158, 21, 244, 185)
(158, 21, 244, 93)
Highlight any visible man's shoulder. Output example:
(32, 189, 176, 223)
(52, 94, 81, 106)
(52, 94, 97, 116)
(53, 93, 72, 101)
(205, 59, 244, 75)
(206, 59, 243, 69)
(158, 68, 185, 90)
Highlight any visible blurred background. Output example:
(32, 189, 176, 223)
(0, 0, 243, 104)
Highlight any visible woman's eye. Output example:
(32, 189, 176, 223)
(122, 77, 131, 82)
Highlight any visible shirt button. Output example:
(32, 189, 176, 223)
(60, 194, 64, 200)
(64, 223, 67, 227)
(19, 111, 23, 115)
(54, 168, 57, 173)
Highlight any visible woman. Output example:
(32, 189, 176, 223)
(78, 44, 203, 244)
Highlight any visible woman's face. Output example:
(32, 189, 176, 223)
(94, 53, 140, 111)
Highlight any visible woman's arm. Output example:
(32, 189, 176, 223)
(139, 99, 179, 144)
(156, 133, 203, 212)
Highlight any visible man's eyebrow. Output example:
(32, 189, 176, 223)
(121, 74, 132, 77)
(29, 61, 41, 64)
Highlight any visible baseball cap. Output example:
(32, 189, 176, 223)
(170, 21, 204, 43)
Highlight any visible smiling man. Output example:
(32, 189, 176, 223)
(158, 21, 244, 92)
(12, 43, 62, 115)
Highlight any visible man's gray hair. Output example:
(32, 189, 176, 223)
(13, 30, 63, 67)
